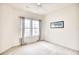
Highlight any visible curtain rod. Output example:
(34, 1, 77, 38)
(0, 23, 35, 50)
(19, 16, 41, 20)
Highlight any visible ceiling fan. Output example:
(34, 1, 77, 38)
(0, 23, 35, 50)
(25, 3, 42, 8)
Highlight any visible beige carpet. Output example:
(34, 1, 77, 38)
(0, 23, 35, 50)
(2, 41, 78, 55)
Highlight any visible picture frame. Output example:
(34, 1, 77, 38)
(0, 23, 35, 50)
(50, 21, 64, 28)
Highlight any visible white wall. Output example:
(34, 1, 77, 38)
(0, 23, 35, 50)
(0, 4, 43, 53)
(43, 4, 79, 51)
(0, 4, 2, 52)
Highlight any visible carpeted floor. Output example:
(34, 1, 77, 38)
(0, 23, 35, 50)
(2, 41, 78, 55)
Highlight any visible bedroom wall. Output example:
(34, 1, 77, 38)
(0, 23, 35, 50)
(0, 4, 43, 53)
(0, 4, 2, 52)
(43, 4, 79, 51)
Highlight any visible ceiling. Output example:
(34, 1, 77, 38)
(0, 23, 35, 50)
(9, 3, 75, 15)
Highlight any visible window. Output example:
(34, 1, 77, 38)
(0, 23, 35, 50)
(23, 19, 40, 37)
(32, 20, 39, 36)
(24, 19, 31, 37)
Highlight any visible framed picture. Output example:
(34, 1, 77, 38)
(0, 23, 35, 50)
(50, 21, 64, 28)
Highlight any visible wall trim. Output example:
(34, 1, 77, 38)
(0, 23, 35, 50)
(0, 40, 41, 55)
(43, 40, 79, 54)
(0, 44, 20, 55)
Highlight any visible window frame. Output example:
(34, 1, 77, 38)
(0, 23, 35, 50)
(23, 18, 40, 37)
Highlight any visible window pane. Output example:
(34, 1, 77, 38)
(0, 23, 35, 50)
(32, 20, 39, 28)
(24, 19, 31, 28)
(32, 29, 39, 36)
(20, 19, 23, 38)
(24, 29, 31, 37)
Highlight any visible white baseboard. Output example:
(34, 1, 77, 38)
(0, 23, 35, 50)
(44, 40, 79, 54)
